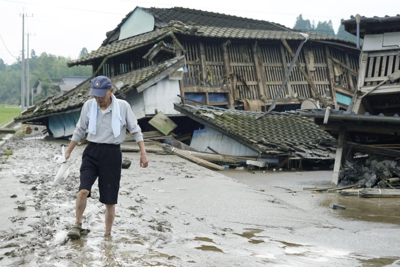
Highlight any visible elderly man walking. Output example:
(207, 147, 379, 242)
(64, 75, 148, 239)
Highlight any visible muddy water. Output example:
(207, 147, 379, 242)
(2, 137, 400, 266)
(321, 193, 400, 226)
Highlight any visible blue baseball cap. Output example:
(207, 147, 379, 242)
(89, 76, 112, 97)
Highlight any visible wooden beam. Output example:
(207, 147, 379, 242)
(221, 41, 235, 109)
(183, 86, 229, 93)
(304, 47, 316, 98)
(329, 55, 358, 76)
(281, 39, 329, 108)
(252, 41, 267, 98)
(162, 144, 225, 171)
(175, 48, 186, 99)
(347, 142, 400, 158)
(0, 128, 16, 134)
(333, 86, 354, 97)
(332, 127, 346, 185)
(325, 47, 338, 109)
(136, 60, 185, 93)
(199, 41, 208, 85)
(319, 123, 400, 136)
(279, 42, 292, 97)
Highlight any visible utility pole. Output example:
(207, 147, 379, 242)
(26, 33, 30, 107)
(20, 13, 25, 112)
(20, 11, 33, 112)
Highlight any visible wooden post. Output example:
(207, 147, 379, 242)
(279, 42, 292, 98)
(304, 47, 316, 98)
(345, 53, 355, 91)
(332, 127, 346, 185)
(221, 41, 235, 109)
(252, 41, 267, 99)
(350, 52, 368, 114)
(281, 40, 328, 107)
(110, 58, 115, 77)
(325, 46, 338, 109)
(199, 41, 208, 85)
(175, 48, 186, 99)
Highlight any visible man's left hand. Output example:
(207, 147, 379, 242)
(140, 154, 149, 168)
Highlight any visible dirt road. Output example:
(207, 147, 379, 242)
(0, 135, 399, 266)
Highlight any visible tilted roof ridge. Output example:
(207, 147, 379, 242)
(141, 6, 291, 31)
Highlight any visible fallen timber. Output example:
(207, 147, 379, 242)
(340, 188, 400, 198)
(0, 128, 16, 134)
(121, 142, 252, 165)
(162, 144, 225, 171)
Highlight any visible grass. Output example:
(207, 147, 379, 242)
(0, 105, 20, 127)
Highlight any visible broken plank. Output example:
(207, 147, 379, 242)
(162, 144, 224, 171)
(0, 128, 16, 134)
(148, 111, 177, 135)
(303, 184, 357, 192)
(359, 188, 400, 198)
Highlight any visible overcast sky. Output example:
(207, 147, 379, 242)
(0, 0, 397, 65)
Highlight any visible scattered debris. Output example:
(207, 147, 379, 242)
(329, 204, 346, 210)
(122, 158, 132, 169)
(341, 188, 400, 198)
(162, 144, 225, 171)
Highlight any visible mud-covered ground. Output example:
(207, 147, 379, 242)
(0, 131, 400, 267)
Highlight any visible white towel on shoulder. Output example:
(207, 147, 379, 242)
(87, 93, 122, 138)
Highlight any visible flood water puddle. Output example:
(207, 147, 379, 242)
(195, 245, 224, 253)
(194, 237, 214, 243)
(234, 228, 263, 239)
(321, 194, 400, 225)
(358, 256, 400, 266)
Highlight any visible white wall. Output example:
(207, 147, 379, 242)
(125, 77, 182, 119)
(143, 78, 181, 115)
(119, 8, 155, 41)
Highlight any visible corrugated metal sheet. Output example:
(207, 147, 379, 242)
(48, 112, 80, 138)
(143, 78, 181, 116)
(190, 126, 259, 157)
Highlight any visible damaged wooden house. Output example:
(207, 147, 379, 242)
(14, 6, 359, 168)
(301, 15, 400, 190)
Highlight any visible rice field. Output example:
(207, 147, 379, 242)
(0, 105, 21, 127)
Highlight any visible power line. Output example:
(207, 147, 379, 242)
(0, 34, 18, 59)
(0, 0, 125, 16)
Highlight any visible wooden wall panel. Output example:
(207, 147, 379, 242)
(204, 42, 224, 86)
(228, 43, 258, 100)
(182, 40, 201, 86)
(179, 37, 358, 107)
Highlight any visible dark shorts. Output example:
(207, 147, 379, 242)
(79, 142, 122, 205)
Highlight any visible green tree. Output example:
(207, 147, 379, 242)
(293, 14, 315, 32)
(79, 47, 89, 58)
(0, 52, 92, 105)
(31, 49, 37, 58)
(0, 59, 6, 71)
(315, 20, 335, 37)
(337, 24, 357, 42)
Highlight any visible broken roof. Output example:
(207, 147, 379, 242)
(101, 6, 291, 45)
(69, 24, 355, 67)
(15, 56, 185, 123)
(342, 15, 400, 38)
(175, 104, 336, 159)
(299, 108, 400, 138)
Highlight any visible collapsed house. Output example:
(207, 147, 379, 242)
(174, 104, 336, 169)
(14, 6, 360, 167)
(301, 15, 400, 189)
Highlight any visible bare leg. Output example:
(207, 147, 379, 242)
(76, 189, 89, 224)
(105, 204, 115, 236)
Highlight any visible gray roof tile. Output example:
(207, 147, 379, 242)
(16, 56, 184, 122)
(69, 25, 354, 67)
(175, 104, 336, 158)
